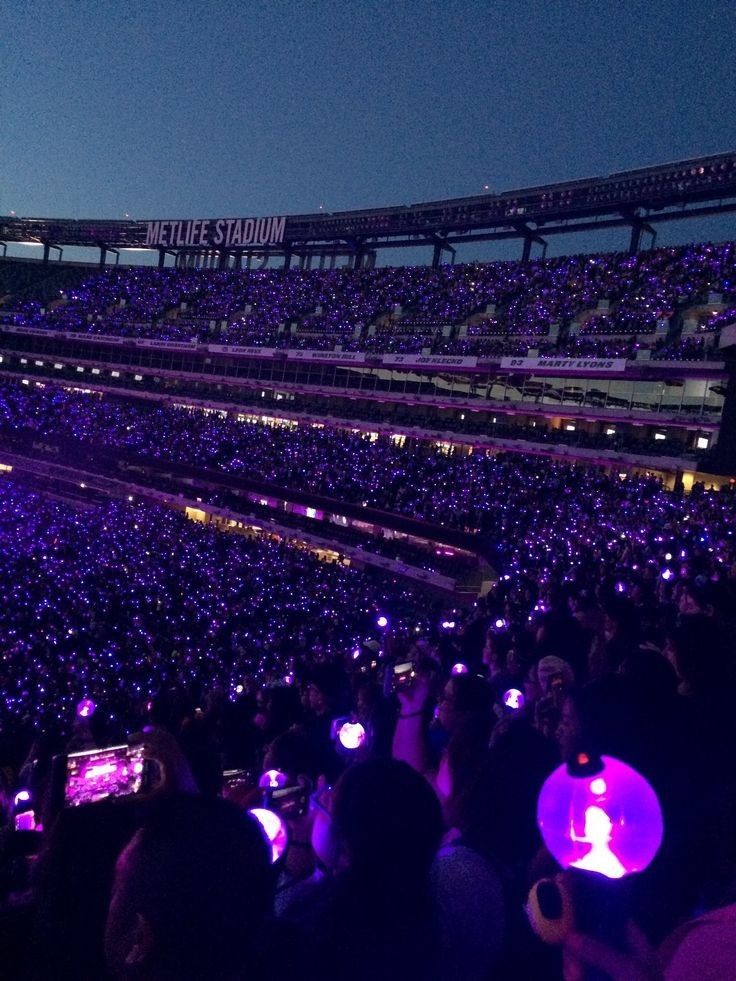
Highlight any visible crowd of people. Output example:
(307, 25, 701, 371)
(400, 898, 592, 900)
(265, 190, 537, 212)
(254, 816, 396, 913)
(0, 244, 736, 978)
(1, 240, 734, 360)
(0, 380, 716, 544)
(0, 456, 734, 977)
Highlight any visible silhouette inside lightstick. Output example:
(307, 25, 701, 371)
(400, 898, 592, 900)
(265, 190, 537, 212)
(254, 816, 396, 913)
(569, 805, 626, 879)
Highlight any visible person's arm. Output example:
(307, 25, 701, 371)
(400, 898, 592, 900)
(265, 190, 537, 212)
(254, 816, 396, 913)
(563, 924, 661, 981)
(392, 674, 434, 779)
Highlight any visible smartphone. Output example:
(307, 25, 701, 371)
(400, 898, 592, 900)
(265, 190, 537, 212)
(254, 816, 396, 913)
(391, 661, 416, 693)
(222, 769, 255, 792)
(264, 781, 312, 819)
(64, 744, 148, 807)
(15, 810, 37, 831)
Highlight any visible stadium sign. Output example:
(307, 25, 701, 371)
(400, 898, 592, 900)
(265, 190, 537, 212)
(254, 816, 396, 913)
(500, 357, 627, 372)
(143, 216, 286, 249)
(382, 354, 478, 368)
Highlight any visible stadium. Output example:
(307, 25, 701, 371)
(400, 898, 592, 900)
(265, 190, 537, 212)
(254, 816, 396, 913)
(3, 3, 736, 975)
(2, 150, 736, 977)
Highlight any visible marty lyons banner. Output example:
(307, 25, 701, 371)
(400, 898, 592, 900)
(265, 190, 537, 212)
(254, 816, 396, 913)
(500, 356, 627, 372)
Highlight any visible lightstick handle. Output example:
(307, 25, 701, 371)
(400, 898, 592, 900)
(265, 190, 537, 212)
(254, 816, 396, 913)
(568, 869, 632, 981)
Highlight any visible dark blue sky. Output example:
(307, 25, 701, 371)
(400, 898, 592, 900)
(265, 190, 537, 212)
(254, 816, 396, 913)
(2, 0, 736, 260)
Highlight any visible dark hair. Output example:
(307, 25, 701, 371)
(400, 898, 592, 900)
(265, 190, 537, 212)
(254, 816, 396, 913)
(332, 759, 442, 882)
(459, 720, 558, 870)
(117, 795, 273, 979)
(34, 797, 145, 980)
(667, 615, 732, 696)
(317, 761, 444, 980)
(448, 672, 494, 718)
(266, 725, 319, 780)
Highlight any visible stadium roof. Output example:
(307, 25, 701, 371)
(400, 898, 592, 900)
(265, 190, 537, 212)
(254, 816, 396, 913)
(3, 151, 736, 259)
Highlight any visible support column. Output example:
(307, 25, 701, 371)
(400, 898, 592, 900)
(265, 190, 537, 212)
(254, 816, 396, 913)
(158, 248, 166, 268)
(99, 245, 107, 268)
(42, 242, 51, 264)
(283, 248, 292, 271)
(522, 235, 533, 262)
(628, 222, 642, 254)
(432, 241, 443, 268)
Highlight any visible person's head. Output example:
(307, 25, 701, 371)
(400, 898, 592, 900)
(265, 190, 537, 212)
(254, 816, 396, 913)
(678, 580, 716, 618)
(556, 677, 641, 765)
(664, 615, 731, 697)
(261, 685, 303, 735)
(458, 719, 558, 869)
(436, 672, 493, 735)
(329, 759, 442, 885)
(105, 796, 273, 981)
(306, 663, 348, 718)
(262, 725, 317, 782)
(536, 655, 575, 697)
(34, 798, 144, 981)
(602, 596, 639, 642)
(618, 649, 678, 706)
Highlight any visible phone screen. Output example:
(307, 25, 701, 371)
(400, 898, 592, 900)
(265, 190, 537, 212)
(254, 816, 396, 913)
(392, 661, 416, 690)
(65, 744, 146, 807)
(265, 783, 311, 818)
(223, 769, 255, 792)
(15, 810, 37, 831)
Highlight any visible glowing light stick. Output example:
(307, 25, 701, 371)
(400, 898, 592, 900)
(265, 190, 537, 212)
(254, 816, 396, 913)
(76, 698, 96, 718)
(337, 721, 366, 750)
(249, 807, 289, 863)
(503, 688, 525, 710)
(537, 755, 663, 879)
(258, 768, 288, 789)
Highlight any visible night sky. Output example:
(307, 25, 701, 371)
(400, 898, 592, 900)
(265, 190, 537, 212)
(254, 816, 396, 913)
(2, 0, 736, 260)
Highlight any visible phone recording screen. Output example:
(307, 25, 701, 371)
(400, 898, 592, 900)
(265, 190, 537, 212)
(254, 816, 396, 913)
(65, 744, 145, 807)
(266, 783, 310, 818)
(393, 662, 415, 687)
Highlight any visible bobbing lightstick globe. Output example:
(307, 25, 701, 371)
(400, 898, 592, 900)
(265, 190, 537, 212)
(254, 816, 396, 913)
(76, 698, 96, 719)
(537, 754, 663, 879)
(248, 807, 289, 864)
(259, 768, 288, 789)
(337, 721, 366, 750)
